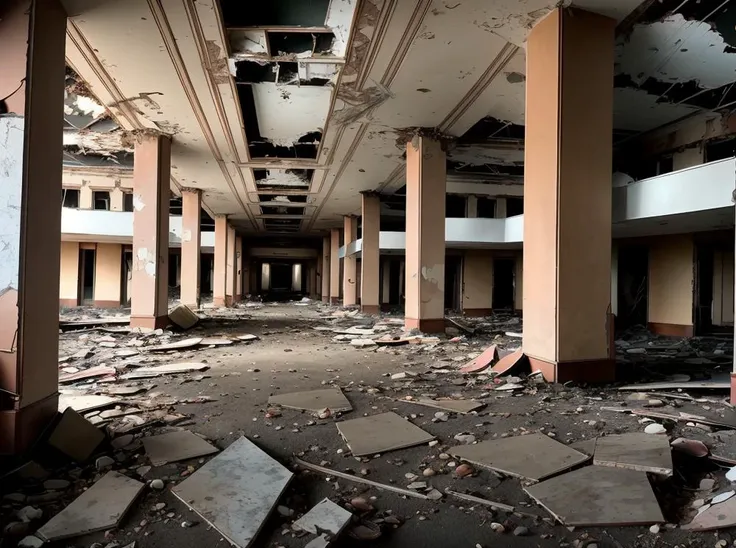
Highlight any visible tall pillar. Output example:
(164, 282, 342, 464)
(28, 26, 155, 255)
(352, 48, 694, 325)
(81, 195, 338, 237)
(523, 8, 615, 383)
(180, 189, 201, 308)
(213, 216, 228, 306)
(381, 259, 391, 306)
(321, 236, 330, 302)
(226, 225, 236, 305)
(235, 235, 243, 302)
(361, 193, 380, 313)
(342, 216, 358, 306)
(131, 133, 171, 329)
(0, 0, 67, 454)
(404, 135, 446, 333)
(329, 229, 340, 304)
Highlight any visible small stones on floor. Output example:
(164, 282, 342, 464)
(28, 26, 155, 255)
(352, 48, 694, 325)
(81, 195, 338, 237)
(150, 479, 165, 490)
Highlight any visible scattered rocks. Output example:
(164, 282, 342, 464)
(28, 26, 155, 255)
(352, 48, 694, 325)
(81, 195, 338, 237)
(407, 481, 427, 490)
(350, 498, 373, 512)
(455, 463, 474, 478)
(513, 526, 529, 536)
(649, 524, 660, 534)
(422, 467, 436, 477)
(43, 479, 70, 490)
(454, 434, 476, 444)
(16, 506, 42, 523)
(644, 423, 666, 435)
(96, 456, 115, 471)
(18, 536, 44, 548)
(150, 479, 165, 491)
(490, 523, 505, 533)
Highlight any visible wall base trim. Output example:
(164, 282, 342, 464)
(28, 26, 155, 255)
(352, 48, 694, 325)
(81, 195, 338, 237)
(213, 296, 227, 307)
(0, 392, 58, 455)
(647, 322, 694, 338)
(59, 299, 78, 308)
(329, 297, 340, 305)
(361, 305, 380, 314)
(94, 300, 121, 308)
(405, 318, 445, 333)
(463, 308, 492, 317)
(527, 356, 616, 384)
(130, 315, 168, 330)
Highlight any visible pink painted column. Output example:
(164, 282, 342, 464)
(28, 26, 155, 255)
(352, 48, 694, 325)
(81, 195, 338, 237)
(0, 0, 66, 454)
(213, 216, 228, 306)
(343, 216, 358, 306)
(131, 134, 171, 329)
(330, 229, 341, 304)
(235, 235, 243, 302)
(361, 193, 381, 314)
(405, 135, 446, 333)
(226, 225, 236, 305)
(180, 189, 201, 308)
(321, 235, 330, 302)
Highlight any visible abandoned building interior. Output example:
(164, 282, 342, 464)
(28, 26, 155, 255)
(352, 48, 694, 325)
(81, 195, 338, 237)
(5, 0, 736, 546)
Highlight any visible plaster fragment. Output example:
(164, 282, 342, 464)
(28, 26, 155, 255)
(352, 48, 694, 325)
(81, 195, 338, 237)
(133, 194, 145, 211)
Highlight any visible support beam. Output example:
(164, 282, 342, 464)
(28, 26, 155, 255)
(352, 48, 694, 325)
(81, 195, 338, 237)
(321, 235, 330, 302)
(361, 194, 380, 314)
(235, 235, 243, 302)
(405, 135, 447, 333)
(330, 228, 340, 304)
(0, 0, 67, 454)
(131, 134, 171, 329)
(180, 189, 201, 308)
(213, 216, 228, 306)
(226, 225, 236, 305)
(343, 215, 358, 306)
(522, 7, 615, 383)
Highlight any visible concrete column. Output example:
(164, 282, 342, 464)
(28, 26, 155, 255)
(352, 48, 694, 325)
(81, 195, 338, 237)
(80, 184, 93, 209)
(235, 235, 243, 301)
(381, 259, 391, 305)
(404, 135, 446, 333)
(648, 235, 694, 337)
(131, 134, 171, 329)
(329, 229, 340, 304)
(0, 0, 66, 454)
(226, 225, 236, 305)
(110, 187, 124, 211)
(361, 193, 380, 313)
(514, 254, 523, 314)
(213, 216, 228, 306)
(180, 189, 201, 308)
(308, 262, 318, 298)
(466, 195, 478, 218)
(495, 197, 507, 218)
(321, 236, 330, 302)
(59, 242, 80, 307)
(462, 250, 493, 317)
(342, 216, 358, 306)
(95, 243, 122, 307)
(523, 7, 615, 383)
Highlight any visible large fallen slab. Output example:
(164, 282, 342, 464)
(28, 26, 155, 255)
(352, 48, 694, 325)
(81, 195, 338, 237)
(336, 412, 434, 456)
(682, 496, 736, 530)
(173, 437, 293, 548)
(120, 362, 209, 379)
(618, 375, 730, 391)
(268, 388, 352, 413)
(292, 498, 352, 543)
(143, 430, 219, 465)
(525, 465, 664, 526)
(450, 433, 589, 481)
(593, 433, 673, 476)
(48, 408, 105, 462)
(58, 393, 118, 413)
(59, 365, 116, 384)
(144, 337, 203, 352)
(37, 472, 144, 541)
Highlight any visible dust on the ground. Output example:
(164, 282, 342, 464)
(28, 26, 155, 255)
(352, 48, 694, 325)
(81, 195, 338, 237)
(3, 301, 736, 548)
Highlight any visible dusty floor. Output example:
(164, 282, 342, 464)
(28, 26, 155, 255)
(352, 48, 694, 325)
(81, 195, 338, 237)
(3, 302, 736, 548)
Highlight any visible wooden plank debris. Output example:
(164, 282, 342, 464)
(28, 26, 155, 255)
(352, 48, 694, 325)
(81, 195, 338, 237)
(268, 388, 352, 413)
(593, 433, 673, 475)
(294, 458, 429, 500)
(525, 466, 664, 526)
(401, 397, 484, 414)
(682, 496, 736, 530)
(143, 430, 219, 465)
(336, 412, 435, 456)
(145, 337, 203, 352)
(459, 345, 498, 373)
(37, 472, 144, 541)
(59, 365, 116, 384)
(450, 433, 589, 481)
(120, 362, 209, 379)
(173, 437, 292, 548)
(48, 408, 105, 462)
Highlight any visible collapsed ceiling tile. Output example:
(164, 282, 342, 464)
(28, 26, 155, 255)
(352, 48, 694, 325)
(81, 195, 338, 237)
(448, 145, 524, 167)
(254, 169, 312, 188)
(229, 29, 268, 55)
(221, 0, 330, 27)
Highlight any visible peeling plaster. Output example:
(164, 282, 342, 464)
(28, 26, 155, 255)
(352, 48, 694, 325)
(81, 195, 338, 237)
(421, 264, 443, 286)
(229, 29, 268, 55)
(325, 0, 356, 57)
(256, 169, 310, 187)
(133, 194, 146, 211)
(182, 229, 192, 242)
(617, 14, 736, 89)
(0, 117, 23, 292)
(136, 247, 156, 277)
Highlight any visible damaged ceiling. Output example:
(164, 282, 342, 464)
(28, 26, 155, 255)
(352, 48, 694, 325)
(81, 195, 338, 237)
(61, 0, 736, 238)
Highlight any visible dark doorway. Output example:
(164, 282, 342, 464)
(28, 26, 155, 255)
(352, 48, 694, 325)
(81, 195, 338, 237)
(445, 256, 462, 311)
(201, 253, 214, 299)
(617, 245, 649, 330)
(79, 248, 95, 305)
(122, 250, 132, 305)
(271, 263, 292, 291)
(493, 258, 515, 309)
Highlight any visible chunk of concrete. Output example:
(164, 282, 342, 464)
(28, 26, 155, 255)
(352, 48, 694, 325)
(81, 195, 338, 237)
(168, 304, 199, 330)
